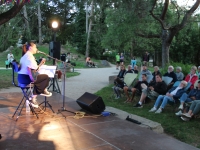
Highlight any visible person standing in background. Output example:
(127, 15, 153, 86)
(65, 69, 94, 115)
(142, 51, 149, 66)
(120, 53, 124, 65)
(66, 52, 71, 64)
(60, 51, 67, 62)
(116, 53, 120, 70)
(7, 52, 14, 68)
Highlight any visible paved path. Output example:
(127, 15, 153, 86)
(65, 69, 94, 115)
(0, 64, 118, 100)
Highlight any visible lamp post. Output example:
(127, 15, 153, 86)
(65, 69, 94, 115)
(52, 21, 58, 42)
(50, 20, 59, 92)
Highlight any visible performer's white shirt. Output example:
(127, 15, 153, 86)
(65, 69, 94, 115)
(18, 51, 38, 75)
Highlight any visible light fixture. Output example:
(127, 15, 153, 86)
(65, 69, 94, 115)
(52, 21, 58, 29)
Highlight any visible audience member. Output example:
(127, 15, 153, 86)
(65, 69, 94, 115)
(176, 66, 184, 81)
(124, 74, 148, 103)
(184, 66, 198, 89)
(175, 81, 200, 116)
(125, 65, 134, 75)
(163, 65, 177, 85)
(113, 65, 126, 99)
(197, 66, 200, 79)
(141, 64, 152, 76)
(151, 66, 161, 83)
(149, 80, 187, 113)
(133, 74, 167, 108)
(181, 100, 200, 121)
(86, 57, 96, 67)
(132, 65, 139, 74)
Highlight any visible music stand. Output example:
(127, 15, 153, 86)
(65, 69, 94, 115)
(38, 65, 57, 113)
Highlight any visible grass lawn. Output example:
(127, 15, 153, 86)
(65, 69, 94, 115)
(95, 84, 200, 148)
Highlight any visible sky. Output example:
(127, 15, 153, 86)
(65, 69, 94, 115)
(176, 0, 196, 7)
(176, 0, 200, 14)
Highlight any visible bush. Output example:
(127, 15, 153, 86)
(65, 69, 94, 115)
(160, 62, 193, 76)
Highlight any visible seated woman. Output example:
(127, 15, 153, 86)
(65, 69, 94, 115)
(149, 80, 187, 113)
(181, 100, 200, 121)
(184, 66, 198, 89)
(175, 66, 184, 81)
(86, 57, 95, 67)
(18, 42, 52, 107)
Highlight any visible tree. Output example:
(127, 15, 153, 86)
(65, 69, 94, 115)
(0, 1, 27, 25)
(150, 0, 200, 67)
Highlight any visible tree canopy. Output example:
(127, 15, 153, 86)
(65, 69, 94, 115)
(0, 0, 200, 66)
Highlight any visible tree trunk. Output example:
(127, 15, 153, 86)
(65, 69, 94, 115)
(161, 29, 170, 67)
(23, 6, 31, 40)
(85, 0, 94, 57)
(37, 1, 42, 45)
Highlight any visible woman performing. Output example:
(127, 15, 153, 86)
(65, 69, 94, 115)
(18, 42, 52, 107)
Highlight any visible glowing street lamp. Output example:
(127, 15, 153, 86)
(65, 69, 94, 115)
(52, 21, 58, 29)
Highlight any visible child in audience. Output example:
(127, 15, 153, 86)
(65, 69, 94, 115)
(5, 59, 9, 69)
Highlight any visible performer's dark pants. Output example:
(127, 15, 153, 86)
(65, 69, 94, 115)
(18, 74, 50, 95)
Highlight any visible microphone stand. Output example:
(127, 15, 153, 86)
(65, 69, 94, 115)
(37, 52, 75, 117)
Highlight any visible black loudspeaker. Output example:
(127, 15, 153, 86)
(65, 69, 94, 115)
(76, 92, 105, 114)
(49, 41, 61, 60)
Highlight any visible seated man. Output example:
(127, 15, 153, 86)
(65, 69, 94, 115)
(86, 57, 95, 67)
(113, 65, 126, 99)
(181, 100, 200, 121)
(141, 64, 152, 76)
(132, 65, 139, 74)
(133, 74, 167, 108)
(124, 74, 148, 103)
(175, 81, 200, 116)
(163, 65, 177, 87)
(149, 80, 187, 113)
(125, 65, 134, 75)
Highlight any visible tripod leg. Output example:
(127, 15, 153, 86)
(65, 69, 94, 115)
(47, 101, 55, 113)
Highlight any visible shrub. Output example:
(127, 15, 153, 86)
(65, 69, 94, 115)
(160, 62, 193, 76)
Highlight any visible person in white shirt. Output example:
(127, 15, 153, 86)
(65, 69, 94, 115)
(149, 81, 187, 113)
(7, 52, 14, 68)
(18, 42, 52, 106)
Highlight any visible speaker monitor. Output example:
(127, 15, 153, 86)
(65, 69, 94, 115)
(49, 41, 61, 60)
(76, 92, 105, 114)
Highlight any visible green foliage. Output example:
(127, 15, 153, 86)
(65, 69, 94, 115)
(160, 62, 193, 76)
(72, 4, 87, 56)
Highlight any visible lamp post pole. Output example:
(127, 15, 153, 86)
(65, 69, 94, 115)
(51, 21, 58, 91)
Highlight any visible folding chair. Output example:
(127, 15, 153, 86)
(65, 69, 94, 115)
(111, 73, 138, 99)
(12, 62, 39, 120)
(12, 62, 54, 121)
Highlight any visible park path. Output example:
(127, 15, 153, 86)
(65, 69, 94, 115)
(0, 64, 117, 100)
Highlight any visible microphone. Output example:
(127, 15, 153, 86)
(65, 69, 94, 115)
(37, 50, 47, 55)
(126, 115, 141, 124)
